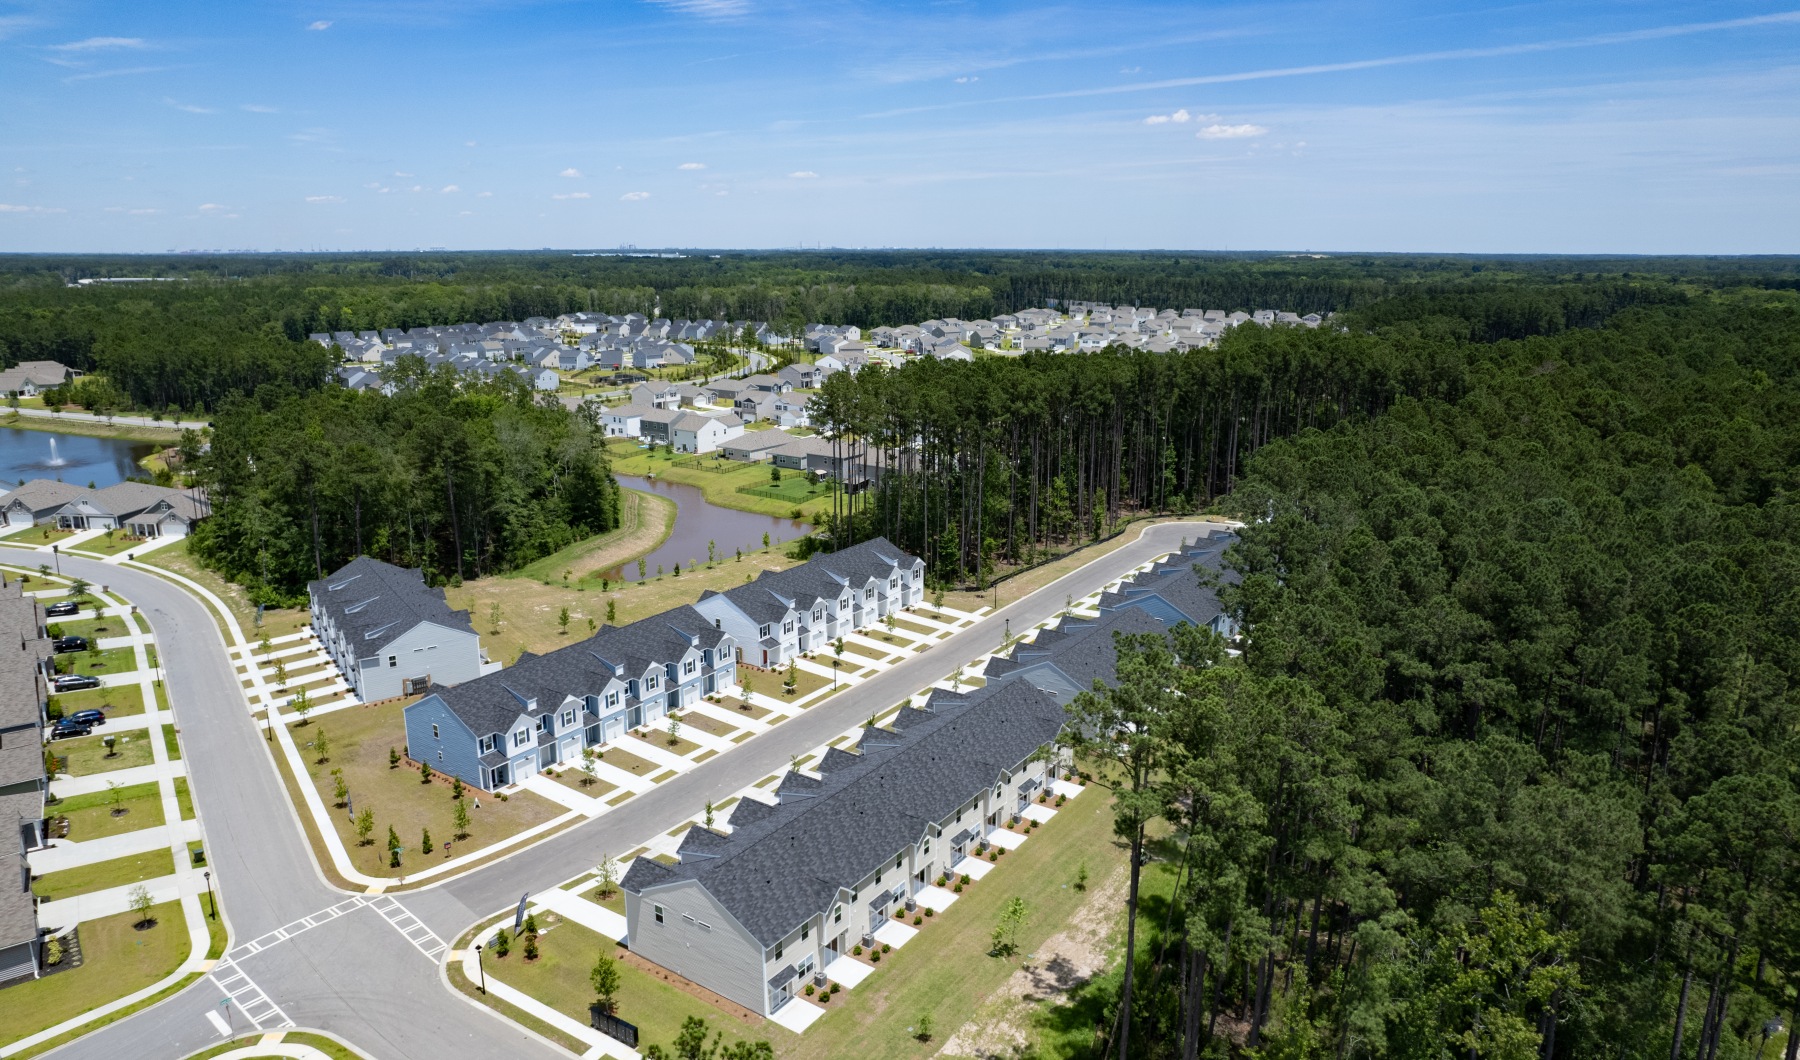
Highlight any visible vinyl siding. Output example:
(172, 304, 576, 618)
(627, 880, 769, 1015)
(354, 621, 482, 701)
(402, 694, 483, 786)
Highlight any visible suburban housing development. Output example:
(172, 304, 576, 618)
(621, 679, 1069, 1017)
(0, 576, 51, 986)
(0, 361, 76, 398)
(401, 536, 923, 792)
(307, 557, 490, 703)
(617, 529, 1237, 1018)
(0, 480, 210, 540)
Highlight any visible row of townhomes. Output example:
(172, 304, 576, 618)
(307, 557, 491, 703)
(0, 480, 210, 540)
(0, 574, 53, 986)
(0, 360, 77, 398)
(618, 529, 1239, 1018)
(394, 536, 923, 792)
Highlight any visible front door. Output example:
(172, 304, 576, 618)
(627, 705, 643, 729)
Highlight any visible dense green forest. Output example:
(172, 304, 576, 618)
(186, 366, 621, 604)
(1056, 296, 1800, 1059)
(2, 251, 1797, 415)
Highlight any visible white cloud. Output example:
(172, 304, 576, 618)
(441, 184, 460, 193)
(477, 191, 493, 198)
(409, 185, 424, 193)
(1145, 109, 1212, 125)
(644, 0, 750, 19)
(49, 37, 146, 52)
(307, 20, 332, 31)
(129, 208, 160, 215)
(0, 204, 31, 213)
(240, 104, 277, 113)
(551, 192, 591, 200)
(305, 195, 345, 203)
(165, 98, 216, 114)
(1197, 122, 1268, 139)
(393, 171, 414, 177)
(678, 162, 707, 170)
(464, 140, 477, 147)
(559, 167, 583, 178)
(458, 210, 472, 216)
(62, 66, 170, 82)
(954, 76, 979, 84)
(620, 191, 650, 201)
(198, 203, 229, 211)
(789, 170, 818, 179)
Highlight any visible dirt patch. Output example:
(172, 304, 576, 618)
(937, 863, 1128, 1059)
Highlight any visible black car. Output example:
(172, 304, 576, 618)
(52, 674, 101, 692)
(66, 709, 106, 727)
(44, 601, 79, 618)
(53, 636, 88, 654)
(48, 721, 90, 740)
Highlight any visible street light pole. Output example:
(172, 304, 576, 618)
(51, 545, 60, 576)
(475, 944, 487, 994)
(203, 870, 215, 920)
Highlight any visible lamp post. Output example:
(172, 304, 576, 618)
(203, 870, 215, 920)
(832, 658, 839, 691)
(474, 943, 487, 994)
(51, 545, 60, 576)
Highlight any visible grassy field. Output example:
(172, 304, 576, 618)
(486, 918, 769, 1056)
(32, 848, 175, 902)
(54, 731, 155, 775)
(4, 525, 79, 546)
(293, 699, 561, 877)
(605, 440, 833, 520)
(512, 487, 676, 584)
(0, 411, 184, 446)
(68, 532, 145, 558)
(137, 540, 311, 642)
(448, 540, 803, 666)
(0, 901, 190, 1050)
(53, 646, 139, 677)
(48, 683, 146, 720)
(51, 782, 165, 840)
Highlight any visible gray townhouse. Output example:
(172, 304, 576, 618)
(403, 604, 736, 790)
(0, 575, 52, 986)
(694, 536, 924, 669)
(620, 678, 1068, 1016)
(308, 557, 487, 702)
(1091, 531, 1240, 636)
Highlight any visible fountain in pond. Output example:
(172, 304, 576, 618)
(45, 437, 65, 467)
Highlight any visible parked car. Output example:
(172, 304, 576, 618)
(66, 709, 106, 727)
(52, 674, 101, 692)
(53, 636, 88, 653)
(48, 721, 91, 740)
(43, 601, 79, 618)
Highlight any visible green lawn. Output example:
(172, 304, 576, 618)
(630, 730, 702, 758)
(174, 777, 195, 820)
(67, 532, 143, 557)
(53, 647, 139, 677)
(0, 901, 190, 1050)
(596, 746, 658, 776)
(33, 848, 175, 902)
(772, 783, 1125, 1060)
(51, 783, 166, 840)
(162, 724, 182, 760)
(3, 525, 77, 546)
(47, 684, 145, 720)
(739, 474, 834, 505)
(43, 615, 129, 644)
(487, 918, 770, 1057)
(547, 767, 617, 800)
(53, 731, 155, 775)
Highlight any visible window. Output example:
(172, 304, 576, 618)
(479, 735, 496, 754)
(865, 588, 874, 601)
(606, 691, 620, 708)
(654, 905, 664, 924)
(890, 577, 898, 588)
(758, 624, 771, 639)
(833, 905, 843, 924)
(561, 709, 575, 727)
(914, 570, 922, 583)
(782, 619, 794, 635)
(813, 608, 822, 622)
(775, 942, 784, 959)
(437, 750, 443, 761)
(388, 655, 398, 668)
(895, 855, 903, 870)
(801, 925, 810, 941)
(514, 730, 529, 748)
(683, 659, 696, 675)
(646, 674, 659, 690)
(851, 887, 859, 901)
(715, 619, 722, 629)
(432, 724, 439, 739)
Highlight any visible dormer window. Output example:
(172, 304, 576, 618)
(646, 674, 659, 690)
(865, 588, 874, 600)
(683, 659, 696, 675)
(782, 619, 794, 635)
(514, 730, 529, 748)
(561, 709, 575, 727)
(606, 691, 620, 708)
(758, 624, 771, 639)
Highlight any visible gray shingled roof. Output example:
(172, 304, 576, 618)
(308, 557, 474, 656)
(431, 604, 726, 739)
(622, 679, 1065, 947)
(0, 579, 48, 789)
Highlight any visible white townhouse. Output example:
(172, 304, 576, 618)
(308, 557, 488, 702)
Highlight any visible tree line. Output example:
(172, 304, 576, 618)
(1058, 295, 1800, 1059)
(187, 365, 620, 604)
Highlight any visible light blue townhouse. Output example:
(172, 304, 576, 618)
(403, 604, 735, 791)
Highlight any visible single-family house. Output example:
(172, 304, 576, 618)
(0, 361, 75, 398)
(671, 412, 745, 454)
(308, 557, 486, 703)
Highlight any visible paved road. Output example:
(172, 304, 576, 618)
(35, 518, 1222, 1060)
(8, 407, 195, 433)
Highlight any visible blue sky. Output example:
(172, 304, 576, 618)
(2, 1, 1797, 253)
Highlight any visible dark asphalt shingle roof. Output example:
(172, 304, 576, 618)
(308, 557, 474, 655)
(623, 679, 1065, 947)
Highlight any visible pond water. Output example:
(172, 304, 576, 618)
(0, 427, 156, 490)
(603, 474, 811, 583)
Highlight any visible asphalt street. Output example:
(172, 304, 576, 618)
(32, 517, 1223, 1060)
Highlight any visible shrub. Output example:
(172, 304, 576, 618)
(936, 874, 947, 887)
(852, 944, 862, 956)
(804, 983, 816, 997)
(912, 915, 922, 925)
(882, 943, 891, 953)
(924, 908, 934, 918)
(492, 928, 511, 957)
(819, 989, 831, 1003)
(830, 982, 840, 994)
(953, 883, 963, 893)
(871, 949, 881, 962)
(1056, 794, 1066, 807)
(523, 934, 539, 961)
(961, 874, 971, 885)
(989, 851, 998, 862)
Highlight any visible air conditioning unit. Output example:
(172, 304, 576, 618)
(402, 675, 433, 695)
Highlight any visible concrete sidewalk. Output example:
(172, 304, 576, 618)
(51, 758, 186, 796)
(32, 819, 200, 874)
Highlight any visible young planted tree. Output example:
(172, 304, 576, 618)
(289, 686, 312, 725)
(421, 828, 432, 855)
(591, 951, 622, 1014)
(595, 858, 619, 901)
(313, 727, 330, 764)
(452, 797, 471, 840)
(990, 897, 1028, 958)
(558, 607, 571, 635)
(419, 761, 433, 784)
(355, 808, 374, 845)
(331, 768, 348, 807)
(606, 599, 617, 623)
(783, 659, 798, 696)
(666, 714, 683, 747)
(128, 884, 155, 928)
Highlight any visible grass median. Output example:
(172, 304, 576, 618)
(0, 900, 191, 1051)
(52, 730, 155, 775)
(50, 782, 166, 840)
(32, 848, 175, 902)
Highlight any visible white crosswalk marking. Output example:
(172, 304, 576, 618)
(369, 894, 448, 962)
(226, 897, 367, 961)
(208, 957, 293, 1031)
